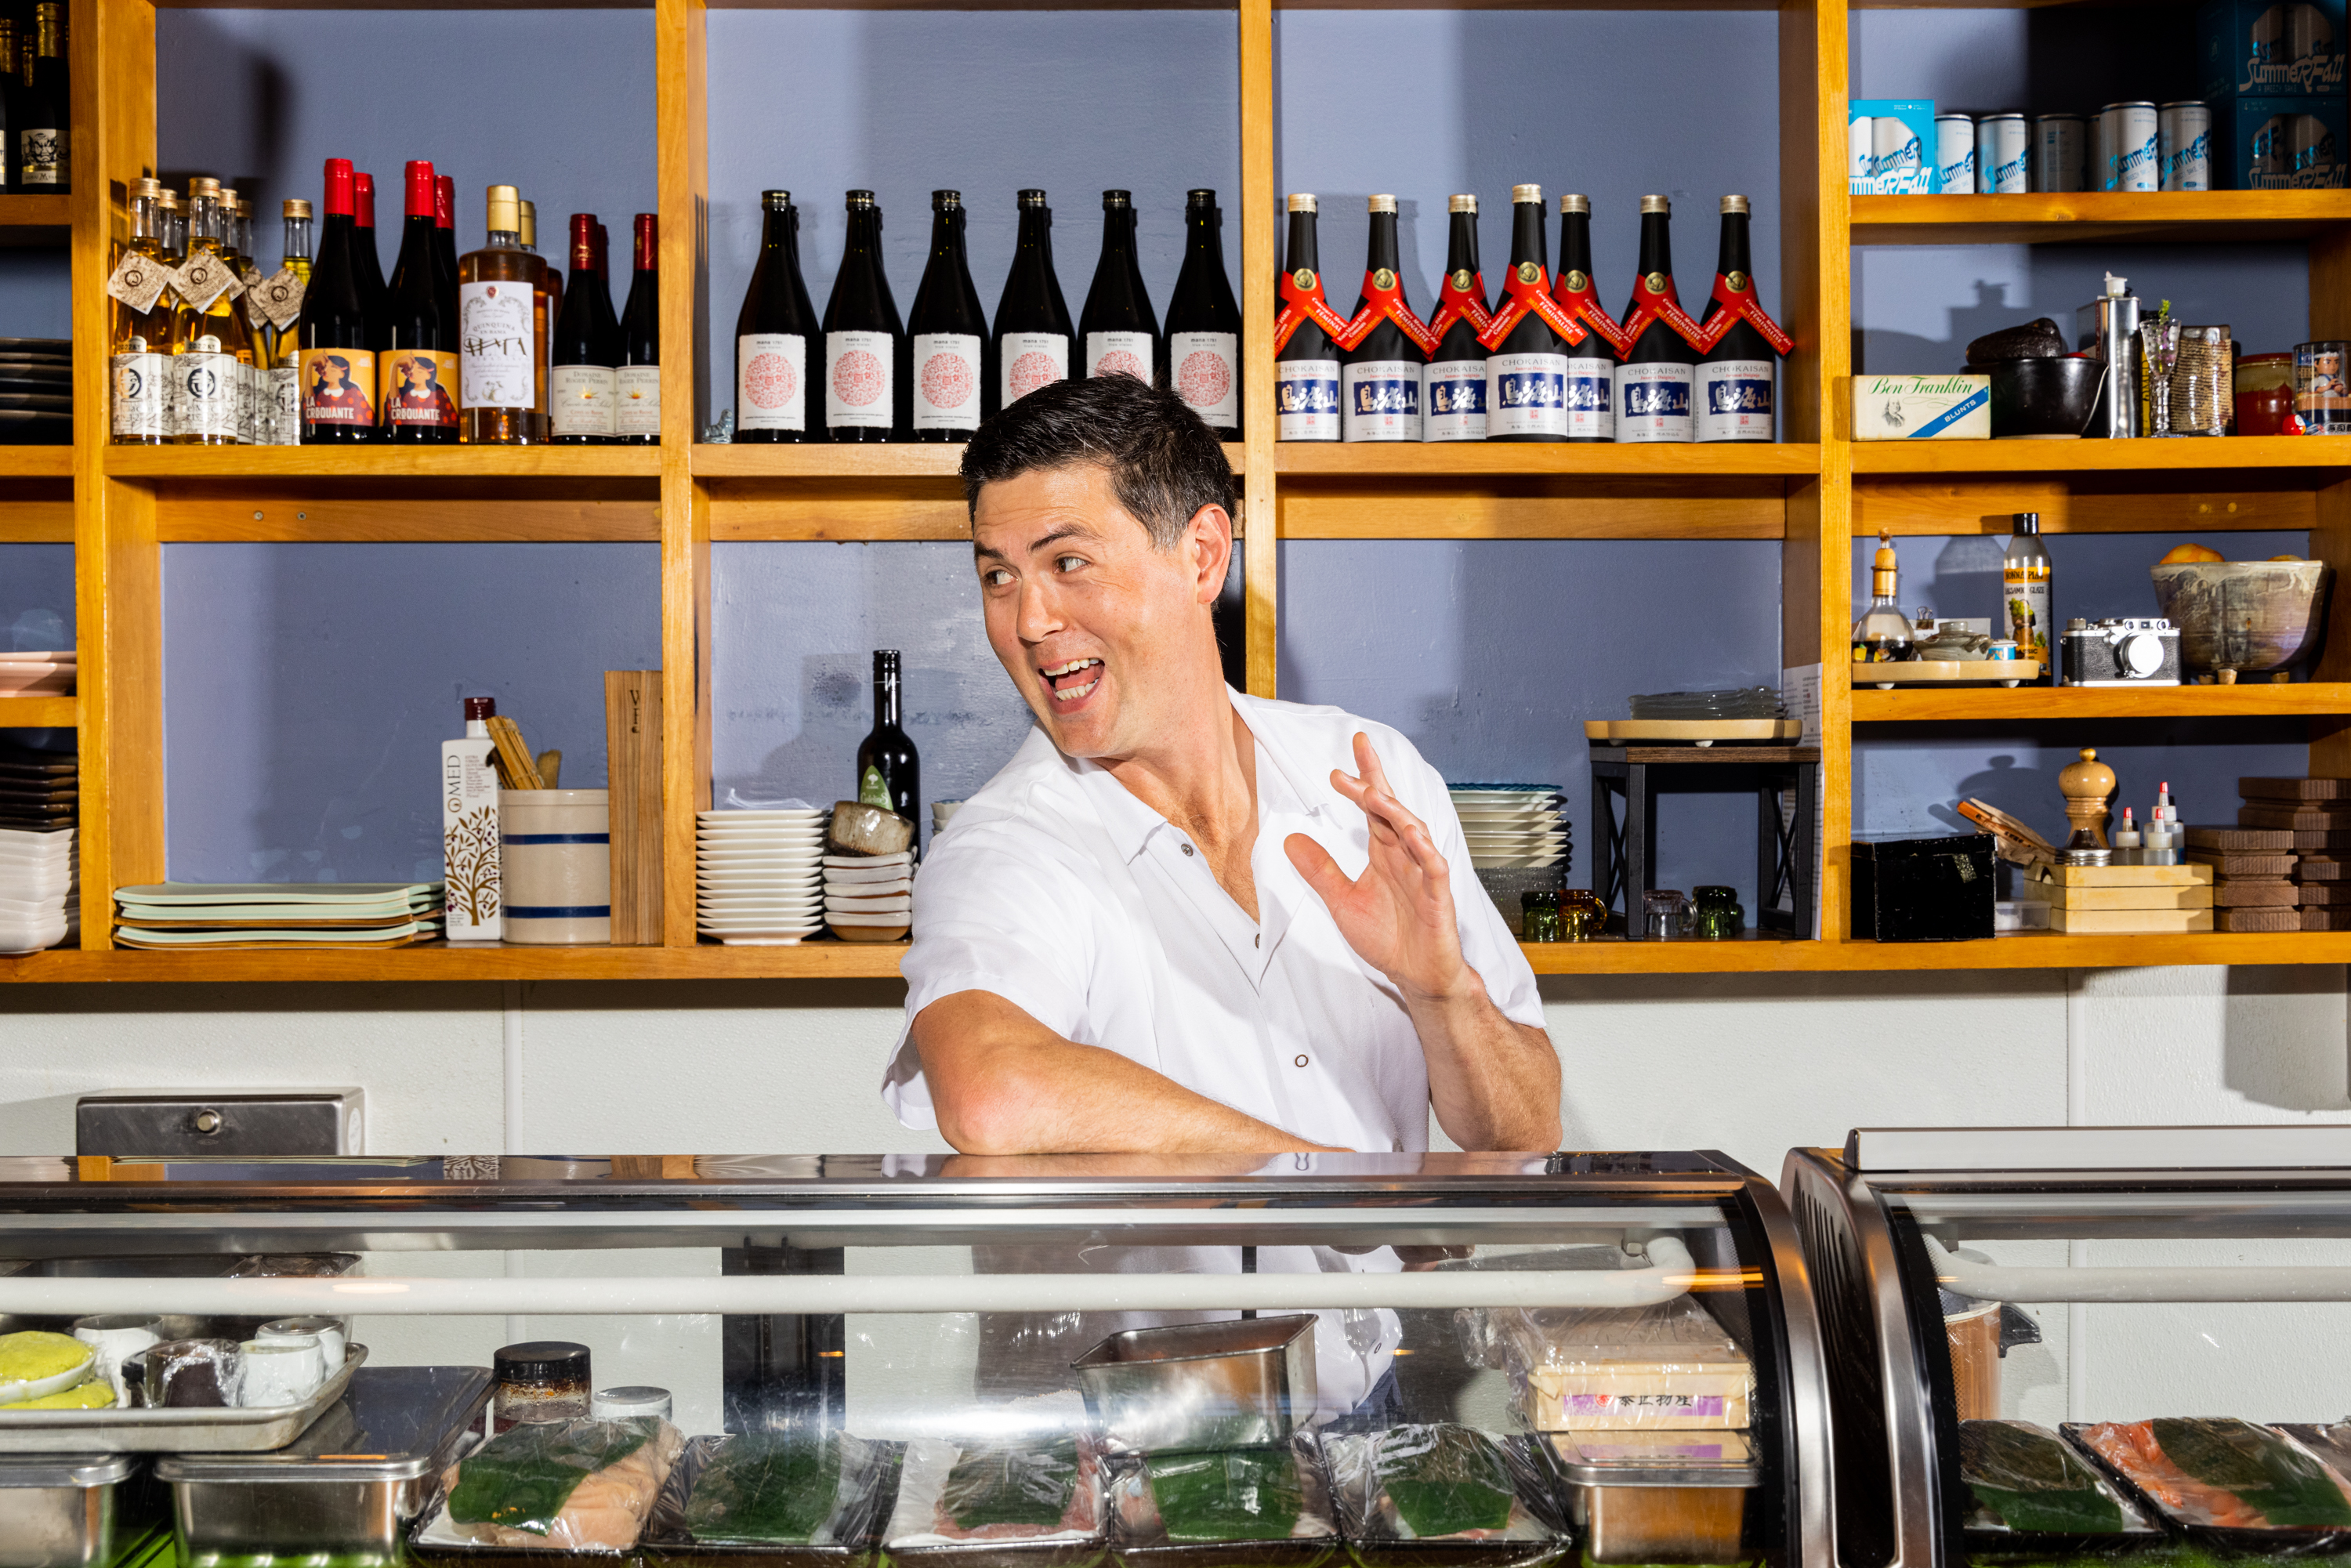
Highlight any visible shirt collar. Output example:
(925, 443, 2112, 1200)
(1067, 688, 1328, 864)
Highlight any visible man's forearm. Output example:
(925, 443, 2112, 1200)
(1404, 980, 1562, 1151)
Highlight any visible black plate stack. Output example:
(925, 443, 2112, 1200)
(0, 339, 71, 444)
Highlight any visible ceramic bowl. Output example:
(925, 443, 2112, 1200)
(1987, 357, 2105, 438)
(2150, 559, 2333, 675)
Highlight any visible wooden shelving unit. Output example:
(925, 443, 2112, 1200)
(6, 0, 2349, 983)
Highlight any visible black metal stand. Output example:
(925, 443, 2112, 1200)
(1589, 744, 1820, 936)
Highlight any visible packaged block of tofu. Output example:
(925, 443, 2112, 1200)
(1324, 1425, 1573, 1568)
(1467, 1294, 1754, 1432)
(884, 1429, 1109, 1568)
(412, 1415, 686, 1555)
(1853, 374, 1991, 440)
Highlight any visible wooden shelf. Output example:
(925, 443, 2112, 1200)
(1853, 436, 2351, 476)
(1851, 191, 2351, 246)
(694, 443, 1246, 480)
(103, 446, 663, 480)
(1275, 444, 1821, 478)
(0, 195, 70, 246)
(1852, 683, 2351, 722)
(0, 449, 72, 478)
(0, 696, 77, 728)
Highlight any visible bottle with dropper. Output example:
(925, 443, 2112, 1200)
(1853, 529, 1916, 662)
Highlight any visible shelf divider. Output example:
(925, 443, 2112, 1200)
(1240, 0, 1277, 697)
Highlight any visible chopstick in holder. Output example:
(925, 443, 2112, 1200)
(486, 716, 545, 790)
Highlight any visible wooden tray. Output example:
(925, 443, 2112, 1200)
(2032, 864, 2215, 887)
(1856, 659, 2041, 690)
(1581, 719, 1802, 745)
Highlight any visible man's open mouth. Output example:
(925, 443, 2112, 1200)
(1041, 657, 1103, 703)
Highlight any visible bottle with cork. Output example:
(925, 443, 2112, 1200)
(458, 185, 550, 444)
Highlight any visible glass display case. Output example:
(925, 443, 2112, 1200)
(0, 1152, 1829, 1568)
(1784, 1127, 2351, 1568)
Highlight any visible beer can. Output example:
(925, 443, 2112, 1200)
(1872, 114, 1926, 191)
(2092, 107, 2116, 190)
(2036, 114, 2087, 192)
(2296, 340, 2351, 433)
(2106, 101, 2160, 191)
(1848, 116, 1875, 186)
(2159, 101, 2212, 190)
(2293, 112, 2342, 185)
(1979, 113, 2030, 194)
(1935, 114, 1976, 193)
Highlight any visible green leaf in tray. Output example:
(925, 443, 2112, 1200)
(1959, 1421, 2126, 1535)
(447, 1418, 659, 1537)
(1378, 1429, 1514, 1538)
(2151, 1418, 2351, 1530)
(685, 1432, 846, 1544)
(942, 1436, 1081, 1531)
(1146, 1447, 1305, 1543)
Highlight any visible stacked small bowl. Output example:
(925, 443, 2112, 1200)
(0, 826, 74, 954)
(695, 808, 825, 943)
(1452, 783, 1570, 936)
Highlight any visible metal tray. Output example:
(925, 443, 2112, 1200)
(1074, 1316, 1317, 1455)
(0, 1345, 368, 1454)
(0, 1453, 162, 1568)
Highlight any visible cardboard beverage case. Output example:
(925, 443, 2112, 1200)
(2197, 0, 2349, 98)
(1853, 374, 1991, 440)
(1850, 100, 1940, 194)
(2215, 94, 2349, 186)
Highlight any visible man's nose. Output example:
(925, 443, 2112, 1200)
(1016, 578, 1063, 645)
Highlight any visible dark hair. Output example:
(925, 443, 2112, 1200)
(960, 375, 1233, 551)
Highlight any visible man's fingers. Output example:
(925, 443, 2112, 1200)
(1284, 831, 1355, 905)
(1353, 733, 1393, 798)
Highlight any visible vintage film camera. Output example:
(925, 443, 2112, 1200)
(2060, 617, 2182, 686)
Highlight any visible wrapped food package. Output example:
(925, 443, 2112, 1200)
(1957, 1421, 2155, 1543)
(440, 1415, 686, 1551)
(2073, 1418, 2351, 1542)
(649, 1429, 893, 1560)
(886, 1432, 1107, 1567)
(1469, 1295, 1752, 1431)
(1327, 1426, 1573, 1568)
(1110, 1436, 1339, 1568)
(143, 1338, 243, 1409)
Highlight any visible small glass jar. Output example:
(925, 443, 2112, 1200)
(590, 1385, 673, 1421)
(491, 1341, 592, 1432)
(1643, 889, 1688, 940)
(1559, 889, 1604, 942)
(1520, 889, 1562, 943)
(1692, 885, 1744, 940)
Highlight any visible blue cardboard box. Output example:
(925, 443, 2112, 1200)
(1849, 100, 1939, 194)
(2198, 0, 2348, 99)
(2215, 94, 2347, 186)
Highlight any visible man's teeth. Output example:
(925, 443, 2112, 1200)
(1042, 659, 1099, 679)
(1041, 657, 1103, 703)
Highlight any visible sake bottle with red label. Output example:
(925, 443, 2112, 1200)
(1557, 194, 1614, 443)
(1422, 194, 1487, 443)
(1274, 195, 1340, 441)
(1485, 183, 1569, 443)
(1617, 194, 1696, 444)
(1342, 195, 1422, 442)
(1697, 194, 1777, 443)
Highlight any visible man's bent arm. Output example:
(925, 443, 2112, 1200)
(912, 990, 1336, 1155)
(1405, 986, 1562, 1152)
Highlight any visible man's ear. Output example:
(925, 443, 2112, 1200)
(1186, 503, 1234, 607)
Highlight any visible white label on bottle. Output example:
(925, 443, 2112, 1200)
(549, 364, 617, 437)
(1171, 331, 1238, 429)
(615, 365, 661, 436)
(1697, 358, 1774, 442)
(17, 127, 60, 186)
(1085, 331, 1154, 382)
(1342, 360, 1421, 441)
(1000, 331, 1069, 407)
(176, 351, 238, 440)
(1275, 359, 1341, 441)
(1617, 362, 1696, 443)
(737, 332, 806, 433)
(912, 332, 983, 431)
(111, 353, 165, 440)
(270, 364, 299, 445)
(1487, 352, 1569, 439)
(1564, 357, 1615, 440)
(459, 280, 538, 411)
(1422, 358, 1487, 441)
(825, 329, 894, 429)
(105, 252, 171, 314)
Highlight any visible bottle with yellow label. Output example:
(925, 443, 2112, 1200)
(2002, 512, 2053, 679)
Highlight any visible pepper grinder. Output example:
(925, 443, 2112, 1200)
(2059, 747, 2117, 849)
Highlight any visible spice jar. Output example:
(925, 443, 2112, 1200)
(1692, 885, 1744, 940)
(1520, 889, 1562, 943)
(491, 1341, 592, 1432)
(591, 1385, 673, 1421)
(2237, 351, 2296, 435)
(1559, 889, 1604, 942)
(1643, 889, 1688, 940)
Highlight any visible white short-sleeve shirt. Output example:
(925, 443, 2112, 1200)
(883, 688, 1548, 1153)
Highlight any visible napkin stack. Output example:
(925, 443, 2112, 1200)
(113, 883, 444, 949)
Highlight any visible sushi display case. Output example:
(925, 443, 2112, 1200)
(0, 1151, 1833, 1567)
(1784, 1127, 2351, 1568)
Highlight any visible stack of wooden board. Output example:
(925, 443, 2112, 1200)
(2226, 778, 2351, 930)
(2186, 824, 2299, 931)
(2022, 863, 2215, 933)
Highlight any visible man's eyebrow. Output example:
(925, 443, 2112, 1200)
(973, 522, 1098, 565)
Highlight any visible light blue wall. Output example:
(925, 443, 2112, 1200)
(0, 253, 69, 343)
(0, 545, 74, 651)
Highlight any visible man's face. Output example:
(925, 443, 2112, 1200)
(973, 463, 1224, 760)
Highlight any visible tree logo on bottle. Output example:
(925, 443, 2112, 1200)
(1373, 268, 1397, 292)
(746, 350, 797, 410)
(1517, 262, 1542, 285)
(1563, 270, 1589, 293)
(920, 351, 974, 410)
(832, 349, 885, 408)
(1178, 349, 1232, 410)
(444, 806, 501, 927)
(1291, 268, 1317, 291)
(1009, 350, 1063, 400)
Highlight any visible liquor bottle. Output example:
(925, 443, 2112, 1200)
(1081, 190, 1161, 384)
(297, 159, 377, 443)
(991, 188, 1073, 418)
(614, 214, 660, 443)
(2002, 511, 2052, 675)
(1485, 183, 1569, 443)
(1274, 194, 1340, 441)
(158, 188, 182, 263)
(521, 199, 563, 343)
(442, 696, 503, 942)
(1618, 195, 1697, 444)
(0, 18, 16, 190)
(109, 177, 175, 444)
(906, 190, 986, 441)
(822, 190, 907, 441)
(169, 179, 258, 445)
(1696, 195, 1777, 443)
(1557, 194, 1615, 442)
(382, 161, 458, 443)
(457, 183, 549, 445)
(1422, 194, 1487, 443)
(432, 175, 460, 313)
(857, 650, 922, 846)
(1852, 530, 1915, 661)
(735, 190, 820, 442)
(268, 197, 310, 446)
(16, 4, 64, 191)
(549, 213, 616, 443)
(1166, 189, 1241, 435)
(1342, 194, 1422, 442)
(351, 172, 389, 353)
(217, 190, 261, 447)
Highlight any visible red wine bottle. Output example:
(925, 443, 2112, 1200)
(351, 171, 389, 355)
(990, 188, 1073, 418)
(736, 190, 820, 442)
(1274, 194, 1339, 441)
(1421, 195, 1487, 443)
(1618, 194, 1696, 444)
(1485, 183, 1568, 443)
(550, 212, 615, 444)
(857, 650, 921, 846)
(822, 190, 907, 441)
(1166, 189, 1241, 435)
(1341, 194, 1422, 442)
(1557, 195, 1615, 442)
(432, 175, 459, 317)
(614, 214, 659, 444)
(297, 158, 377, 444)
(382, 160, 457, 443)
(907, 190, 987, 441)
(1696, 194, 1777, 444)
(1080, 190, 1161, 385)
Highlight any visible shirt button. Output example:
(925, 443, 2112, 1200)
(1255, 933, 1261, 947)
(1180, 842, 1195, 856)
(1294, 1055, 1309, 1068)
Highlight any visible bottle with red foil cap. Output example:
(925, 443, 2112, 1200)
(296, 158, 378, 444)
(382, 160, 457, 442)
(614, 213, 660, 443)
(350, 171, 389, 354)
(549, 213, 617, 443)
(432, 176, 460, 313)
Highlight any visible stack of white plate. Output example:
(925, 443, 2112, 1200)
(0, 827, 73, 954)
(696, 809, 824, 944)
(826, 853, 913, 943)
(1450, 784, 1569, 871)
(0, 650, 73, 697)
